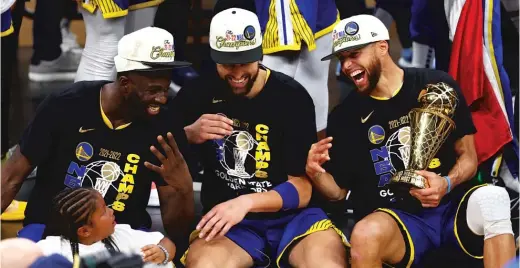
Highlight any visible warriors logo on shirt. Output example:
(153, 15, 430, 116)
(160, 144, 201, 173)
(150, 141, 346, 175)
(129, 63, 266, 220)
(65, 142, 141, 212)
(215, 130, 259, 179)
(213, 115, 272, 192)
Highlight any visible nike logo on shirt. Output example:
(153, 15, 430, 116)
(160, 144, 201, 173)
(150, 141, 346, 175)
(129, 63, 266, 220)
(361, 111, 374, 123)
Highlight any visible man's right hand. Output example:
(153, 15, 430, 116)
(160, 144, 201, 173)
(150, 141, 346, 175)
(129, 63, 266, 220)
(306, 137, 333, 179)
(184, 114, 234, 144)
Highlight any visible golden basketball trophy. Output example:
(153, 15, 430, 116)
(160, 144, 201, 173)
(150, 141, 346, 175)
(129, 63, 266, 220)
(390, 82, 458, 189)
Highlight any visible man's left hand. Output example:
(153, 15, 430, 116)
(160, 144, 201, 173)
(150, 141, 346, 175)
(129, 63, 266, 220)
(144, 132, 191, 190)
(409, 170, 448, 208)
(196, 196, 252, 242)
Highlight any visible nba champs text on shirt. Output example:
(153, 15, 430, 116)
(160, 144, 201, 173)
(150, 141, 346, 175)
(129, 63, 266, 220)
(213, 115, 273, 193)
(65, 142, 141, 212)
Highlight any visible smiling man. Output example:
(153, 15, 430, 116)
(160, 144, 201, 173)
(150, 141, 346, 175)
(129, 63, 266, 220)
(171, 8, 347, 268)
(1, 27, 196, 247)
(307, 15, 516, 268)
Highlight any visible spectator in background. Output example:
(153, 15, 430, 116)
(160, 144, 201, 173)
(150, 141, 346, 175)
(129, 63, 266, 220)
(28, 0, 81, 82)
(256, 0, 339, 140)
(74, 0, 161, 82)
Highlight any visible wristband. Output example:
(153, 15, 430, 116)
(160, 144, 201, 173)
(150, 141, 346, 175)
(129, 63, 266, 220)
(156, 244, 169, 265)
(273, 182, 299, 211)
(443, 176, 451, 194)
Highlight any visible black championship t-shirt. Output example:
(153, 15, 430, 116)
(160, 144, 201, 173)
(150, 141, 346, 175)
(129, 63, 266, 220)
(324, 68, 477, 220)
(20, 81, 193, 229)
(172, 67, 317, 219)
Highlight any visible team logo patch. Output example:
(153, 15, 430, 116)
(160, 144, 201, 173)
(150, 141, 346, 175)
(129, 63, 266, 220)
(243, 25, 255, 40)
(215, 30, 257, 50)
(368, 125, 385, 145)
(76, 142, 94, 161)
(345, 21, 359, 36)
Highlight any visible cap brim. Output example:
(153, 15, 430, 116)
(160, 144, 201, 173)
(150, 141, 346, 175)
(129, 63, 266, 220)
(210, 46, 263, 64)
(137, 60, 192, 71)
(320, 43, 371, 61)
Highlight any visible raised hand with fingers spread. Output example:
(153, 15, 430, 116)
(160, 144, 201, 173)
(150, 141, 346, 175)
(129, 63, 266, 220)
(306, 137, 333, 179)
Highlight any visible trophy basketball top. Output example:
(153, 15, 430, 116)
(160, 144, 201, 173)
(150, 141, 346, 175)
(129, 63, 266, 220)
(417, 82, 458, 117)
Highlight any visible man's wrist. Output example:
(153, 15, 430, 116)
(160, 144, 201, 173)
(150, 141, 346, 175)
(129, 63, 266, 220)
(237, 195, 254, 212)
(443, 175, 452, 193)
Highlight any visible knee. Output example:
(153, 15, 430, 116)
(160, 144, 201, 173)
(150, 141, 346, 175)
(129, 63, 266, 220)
(305, 232, 347, 266)
(350, 216, 389, 246)
(467, 185, 513, 240)
(185, 247, 218, 268)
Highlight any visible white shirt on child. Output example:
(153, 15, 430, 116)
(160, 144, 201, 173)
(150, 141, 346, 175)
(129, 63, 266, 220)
(36, 224, 174, 268)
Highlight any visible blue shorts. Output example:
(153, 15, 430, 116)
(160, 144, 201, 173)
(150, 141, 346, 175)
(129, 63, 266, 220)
(182, 208, 348, 268)
(1, 9, 14, 37)
(79, 0, 162, 18)
(376, 184, 486, 267)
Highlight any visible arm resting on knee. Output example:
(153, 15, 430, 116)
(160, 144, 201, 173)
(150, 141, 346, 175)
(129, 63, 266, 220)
(240, 176, 313, 213)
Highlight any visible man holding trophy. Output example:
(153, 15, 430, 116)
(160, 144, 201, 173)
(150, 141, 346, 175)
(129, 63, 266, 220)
(306, 15, 516, 267)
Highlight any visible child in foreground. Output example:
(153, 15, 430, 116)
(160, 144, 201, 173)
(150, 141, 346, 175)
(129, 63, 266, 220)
(36, 187, 176, 267)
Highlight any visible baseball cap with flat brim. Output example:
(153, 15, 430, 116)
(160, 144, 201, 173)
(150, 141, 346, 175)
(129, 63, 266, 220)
(321, 15, 390, 61)
(114, 27, 191, 73)
(209, 8, 263, 64)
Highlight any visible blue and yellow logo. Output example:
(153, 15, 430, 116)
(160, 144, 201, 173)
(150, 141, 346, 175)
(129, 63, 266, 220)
(368, 125, 385, 145)
(244, 25, 256, 40)
(345, 21, 359, 36)
(76, 142, 93, 162)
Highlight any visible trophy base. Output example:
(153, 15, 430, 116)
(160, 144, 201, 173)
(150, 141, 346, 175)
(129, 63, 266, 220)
(390, 170, 429, 189)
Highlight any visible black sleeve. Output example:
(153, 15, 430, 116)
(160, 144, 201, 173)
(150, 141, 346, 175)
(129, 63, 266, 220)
(322, 108, 355, 190)
(169, 79, 205, 127)
(18, 94, 60, 166)
(437, 72, 477, 140)
(283, 86, 318, 176)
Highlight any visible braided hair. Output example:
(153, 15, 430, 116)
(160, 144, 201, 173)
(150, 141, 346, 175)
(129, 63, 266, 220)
(43, 187, 119, 259)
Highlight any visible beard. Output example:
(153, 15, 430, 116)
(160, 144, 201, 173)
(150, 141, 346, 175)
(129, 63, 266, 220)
(358, 57, 382, 96)
(224, 67, 259, 97)
(126, 91, 150, 118)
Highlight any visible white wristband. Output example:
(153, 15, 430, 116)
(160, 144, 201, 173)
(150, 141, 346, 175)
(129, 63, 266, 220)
(156, 244, 169, 265)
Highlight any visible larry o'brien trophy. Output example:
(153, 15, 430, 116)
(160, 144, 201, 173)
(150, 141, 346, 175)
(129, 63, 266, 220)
(390, 82, 458, 189)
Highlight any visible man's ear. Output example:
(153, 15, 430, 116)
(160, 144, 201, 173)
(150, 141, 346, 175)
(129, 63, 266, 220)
(378, 40, 389, 56)
(118, 73, 132, 96)
(77, 226, 91, 239)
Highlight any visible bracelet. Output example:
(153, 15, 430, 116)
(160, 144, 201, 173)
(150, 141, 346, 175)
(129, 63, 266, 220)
(156, 244, 169, 265)
(443, 176, 451, 194)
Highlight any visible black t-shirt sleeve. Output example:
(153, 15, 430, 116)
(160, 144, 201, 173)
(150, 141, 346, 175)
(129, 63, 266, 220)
(322, 107, 355, 189)
(283, 85, 318, 177)
(436, 72, 477, 140)
(19, 93, 60, 166)
(169, 79, 205, 126)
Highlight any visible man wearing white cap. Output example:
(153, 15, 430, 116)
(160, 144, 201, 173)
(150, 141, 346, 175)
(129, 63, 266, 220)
(306, 15, 516, 267)
(172, 8, 347, 268)
(1, 27, 196, 248)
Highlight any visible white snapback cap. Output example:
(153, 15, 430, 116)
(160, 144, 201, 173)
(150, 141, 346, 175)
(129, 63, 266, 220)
(114, 27, 191, 73)
(321, 14, 390, 61)
(209, 8, 263, 64)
